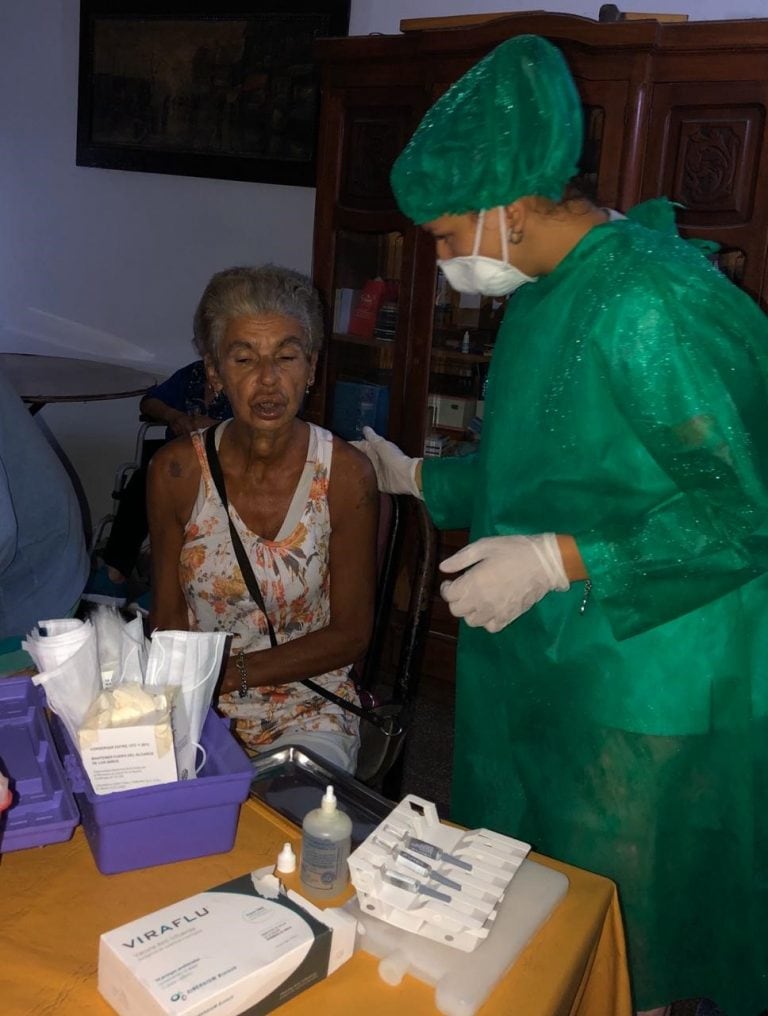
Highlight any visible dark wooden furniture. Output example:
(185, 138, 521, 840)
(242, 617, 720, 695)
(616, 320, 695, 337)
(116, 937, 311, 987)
(308, 12, 768, 681)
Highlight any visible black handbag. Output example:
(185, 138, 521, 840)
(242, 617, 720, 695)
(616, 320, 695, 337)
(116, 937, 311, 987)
(203, 424, 395, 731)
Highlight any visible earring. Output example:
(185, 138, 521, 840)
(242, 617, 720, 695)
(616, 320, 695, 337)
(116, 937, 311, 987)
(507, 228, 524, 245)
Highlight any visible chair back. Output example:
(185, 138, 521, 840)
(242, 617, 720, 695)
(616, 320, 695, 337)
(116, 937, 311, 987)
(90, 417, 166, 556)
(354, 494, 437, 793)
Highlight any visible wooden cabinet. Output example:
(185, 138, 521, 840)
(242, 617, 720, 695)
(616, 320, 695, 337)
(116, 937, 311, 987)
(308, 12, 768, 682)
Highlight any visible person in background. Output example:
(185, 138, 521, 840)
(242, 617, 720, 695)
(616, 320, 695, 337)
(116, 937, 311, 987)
(354, 35, 768, 1016)
(83, 359, 232, 609)
(0, 370, 89, 675)
(148, 265, 378, 774)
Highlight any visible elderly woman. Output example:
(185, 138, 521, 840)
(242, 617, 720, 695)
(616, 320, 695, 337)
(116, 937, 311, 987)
(148, 264, 378, 774)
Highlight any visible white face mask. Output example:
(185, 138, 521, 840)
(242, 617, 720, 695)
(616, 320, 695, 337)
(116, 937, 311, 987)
(437, 207, 538, 297)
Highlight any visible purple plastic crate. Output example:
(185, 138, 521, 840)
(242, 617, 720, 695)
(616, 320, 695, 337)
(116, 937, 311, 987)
(54, 707, 253, 875)
(0, 676, 79, 852)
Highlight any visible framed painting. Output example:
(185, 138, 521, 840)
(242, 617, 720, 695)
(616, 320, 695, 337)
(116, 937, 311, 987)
(76, 1, 350, 187)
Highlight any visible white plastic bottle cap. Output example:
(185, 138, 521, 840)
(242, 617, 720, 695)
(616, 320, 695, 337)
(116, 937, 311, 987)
(321, 784, 337, 812)
(276, 841, 297, 874)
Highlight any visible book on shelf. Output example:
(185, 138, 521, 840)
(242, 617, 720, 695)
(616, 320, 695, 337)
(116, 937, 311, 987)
(373, 281, 399, 341)
(381, 232, 404, 281)
(333, 288, 358, 333)
(332, 380, 389, 440)
(348, 278, 387, 338)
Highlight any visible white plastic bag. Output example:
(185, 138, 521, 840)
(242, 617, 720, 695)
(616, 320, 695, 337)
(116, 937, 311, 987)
(24, 619, 101, 746)
(117, 614, 149, 686)
(143, 629, 229, 779)
(90, 606, 126, 687)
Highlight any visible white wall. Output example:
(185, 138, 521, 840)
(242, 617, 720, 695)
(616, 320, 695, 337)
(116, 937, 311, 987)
(1, 0, 766, 528)
(0, 1, 315, 528)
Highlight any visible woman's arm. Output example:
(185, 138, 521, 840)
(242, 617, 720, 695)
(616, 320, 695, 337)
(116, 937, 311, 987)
(147, 440, 200, 632)
(557, 534, 588, 581)
(577, 271, 768, 640)
(140, 362, 221, 436)
(220, 440, 379, 694)
(140, 395, 218, 436)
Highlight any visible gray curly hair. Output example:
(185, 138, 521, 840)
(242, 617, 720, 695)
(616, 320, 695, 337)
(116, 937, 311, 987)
(193, 264, 324, 362)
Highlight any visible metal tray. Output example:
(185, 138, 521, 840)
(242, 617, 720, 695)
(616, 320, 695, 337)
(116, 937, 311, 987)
(249, 745, 394, 847)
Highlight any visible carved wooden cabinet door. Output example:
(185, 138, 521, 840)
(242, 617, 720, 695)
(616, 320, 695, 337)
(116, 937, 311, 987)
(641, 79, 768, 305)
(572, 78, 636, 211)
(333, 88, 423, 214)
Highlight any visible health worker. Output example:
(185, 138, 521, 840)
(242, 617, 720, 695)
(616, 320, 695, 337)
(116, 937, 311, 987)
(354, 34, 768, 1016)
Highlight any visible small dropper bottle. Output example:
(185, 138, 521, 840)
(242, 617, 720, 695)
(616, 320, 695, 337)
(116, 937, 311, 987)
(276, 841, 297, 875)
(299, 785, 352, 897)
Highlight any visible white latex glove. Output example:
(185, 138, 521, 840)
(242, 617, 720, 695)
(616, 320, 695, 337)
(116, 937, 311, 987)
(350, 426, 423, 498)
(440, 534, 570, 633)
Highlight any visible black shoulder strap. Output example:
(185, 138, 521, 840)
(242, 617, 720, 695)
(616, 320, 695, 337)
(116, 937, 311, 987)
(203, 423, 386, 728)
(204, 423, 278, 647)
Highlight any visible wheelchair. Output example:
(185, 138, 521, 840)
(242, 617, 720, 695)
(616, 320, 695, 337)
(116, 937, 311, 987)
(90, 417, 167, 570)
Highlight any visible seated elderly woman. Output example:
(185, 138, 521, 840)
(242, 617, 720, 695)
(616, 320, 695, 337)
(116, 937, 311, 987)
(148, 264, 378, 773)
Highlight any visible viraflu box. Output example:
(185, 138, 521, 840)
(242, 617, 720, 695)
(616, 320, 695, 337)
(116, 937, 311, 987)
(98, 870, 355, 1016)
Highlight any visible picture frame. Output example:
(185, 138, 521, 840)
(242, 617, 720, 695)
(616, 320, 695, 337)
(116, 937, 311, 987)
(76, 0, 350, 187)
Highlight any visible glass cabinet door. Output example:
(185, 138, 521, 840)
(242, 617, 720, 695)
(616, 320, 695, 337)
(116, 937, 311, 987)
(422, 270, 505, 460)
(323, 228, 405, 442)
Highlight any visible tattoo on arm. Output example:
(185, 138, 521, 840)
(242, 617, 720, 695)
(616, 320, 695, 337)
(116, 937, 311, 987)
(169, 458, 183, 478)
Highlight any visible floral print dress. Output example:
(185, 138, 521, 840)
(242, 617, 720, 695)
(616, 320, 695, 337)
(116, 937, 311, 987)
(182, 422, 359, 755)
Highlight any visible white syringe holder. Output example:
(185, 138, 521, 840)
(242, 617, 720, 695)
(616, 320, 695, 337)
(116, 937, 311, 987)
(347, 794, 531, 953)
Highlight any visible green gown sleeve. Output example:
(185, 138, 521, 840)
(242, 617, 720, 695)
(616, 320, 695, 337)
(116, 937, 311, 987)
(421, 453, 479, 530)
(577, 267, 768, 640)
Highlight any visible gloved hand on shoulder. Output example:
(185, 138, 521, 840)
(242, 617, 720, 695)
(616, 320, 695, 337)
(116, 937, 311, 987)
(439, 533, 570, 633)
(350, 426, 423, 499)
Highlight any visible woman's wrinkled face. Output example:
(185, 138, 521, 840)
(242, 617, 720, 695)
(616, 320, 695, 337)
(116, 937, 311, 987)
(209, 313, 316, 432)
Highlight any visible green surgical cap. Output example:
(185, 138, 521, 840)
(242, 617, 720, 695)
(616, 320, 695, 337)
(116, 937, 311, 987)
(390, 35, 583, 224)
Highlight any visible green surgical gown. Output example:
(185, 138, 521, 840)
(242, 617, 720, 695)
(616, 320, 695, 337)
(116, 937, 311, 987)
(422, 218, 768, 1012)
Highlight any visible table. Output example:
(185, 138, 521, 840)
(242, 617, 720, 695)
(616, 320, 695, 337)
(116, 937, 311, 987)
(0, 352, 159, 412)
(0, 798, 632, 1016)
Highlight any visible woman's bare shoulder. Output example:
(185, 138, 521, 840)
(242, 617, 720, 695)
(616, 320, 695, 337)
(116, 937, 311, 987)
(329, 434, 377, 508)
(148, 436, 201, 498)
(330, 434, 376, 480)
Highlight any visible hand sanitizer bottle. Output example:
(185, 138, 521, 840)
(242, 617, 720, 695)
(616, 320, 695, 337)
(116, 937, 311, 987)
(300, 785, 352, 897)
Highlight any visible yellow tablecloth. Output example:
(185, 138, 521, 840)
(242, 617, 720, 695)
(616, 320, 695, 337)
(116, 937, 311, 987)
(0, 799, 632, 1015)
